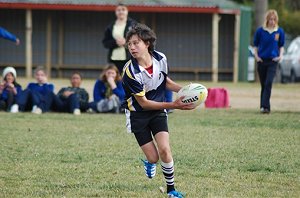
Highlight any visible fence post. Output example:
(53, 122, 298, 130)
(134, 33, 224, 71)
(212, 13, 220, 83)
(25, 9, 32, 78)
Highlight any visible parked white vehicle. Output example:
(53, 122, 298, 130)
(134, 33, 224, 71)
(279, 36, 300, 83)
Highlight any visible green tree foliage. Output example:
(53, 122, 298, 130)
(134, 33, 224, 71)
(232, 0, 300, 37)
(270, 0, 300, 37)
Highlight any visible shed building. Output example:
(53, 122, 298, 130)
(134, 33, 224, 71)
(0, 0, 252, 82)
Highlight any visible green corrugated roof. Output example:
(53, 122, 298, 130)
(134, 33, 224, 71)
(0, 0, 241, 10)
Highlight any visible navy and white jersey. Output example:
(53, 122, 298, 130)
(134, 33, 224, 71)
(122, 50, 168, 111)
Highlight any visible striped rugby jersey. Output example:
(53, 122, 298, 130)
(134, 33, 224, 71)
(122, 50, 168, 111)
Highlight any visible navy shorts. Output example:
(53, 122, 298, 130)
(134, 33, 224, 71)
(125, 109, 169, 146)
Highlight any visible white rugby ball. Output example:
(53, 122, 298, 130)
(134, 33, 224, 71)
(177, 83, 208, 107)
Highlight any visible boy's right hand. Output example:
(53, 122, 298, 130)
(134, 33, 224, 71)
(173, 96, 195, 110)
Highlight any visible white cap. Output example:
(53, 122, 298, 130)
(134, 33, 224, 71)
(2, 67, 17, 79)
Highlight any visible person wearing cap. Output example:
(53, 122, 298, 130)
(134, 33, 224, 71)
(0, 67, 22, 111)
(0, 26, 20, 45)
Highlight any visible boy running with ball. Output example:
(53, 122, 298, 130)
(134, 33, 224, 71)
(122, 23, 194, 198)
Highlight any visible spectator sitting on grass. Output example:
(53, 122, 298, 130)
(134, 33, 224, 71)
(54, 72, 89, 115)
(11, 66, 54, 114)
(89, 64, 125, 113)
(0, 67, 22, 112)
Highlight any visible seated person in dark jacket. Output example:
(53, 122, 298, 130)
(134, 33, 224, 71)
(55, 72, 89, 115)
(90, 64, 125, 113)
(0, 67, 22, 112)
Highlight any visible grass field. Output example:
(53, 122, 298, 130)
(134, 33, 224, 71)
(0, 107, 299, 197)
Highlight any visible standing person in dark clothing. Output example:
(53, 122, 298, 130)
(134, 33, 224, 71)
(253, 9, 285, 114)
(102, 3, 135, 73)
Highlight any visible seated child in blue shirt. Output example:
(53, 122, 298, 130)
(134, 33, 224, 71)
(90, 64, 125, 113)
(12, 66, 55, 114)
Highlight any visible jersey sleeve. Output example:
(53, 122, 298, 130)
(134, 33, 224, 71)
(122, 66, 145, 97)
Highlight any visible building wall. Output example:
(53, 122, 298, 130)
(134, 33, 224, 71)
(0, 9, 236, 81)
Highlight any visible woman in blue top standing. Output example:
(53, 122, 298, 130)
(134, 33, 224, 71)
(253, 9, 285, 114)
(90, 64, 125, 113)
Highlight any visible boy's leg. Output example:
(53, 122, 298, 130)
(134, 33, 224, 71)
(134, 132, 159, 179)
(133, 124, 159, 178)
(154, 132, 176, 193)
(129, 110, 159, 178)
(155, 132, 185, 197)
(139, 141, 159, 164)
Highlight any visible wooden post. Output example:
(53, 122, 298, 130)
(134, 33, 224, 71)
(212, 13, 220, 83)
(46, 14, 52, 78)
(25, 9, 32, 78)
(254, 0, 268, 82)
(58, 13, 64, 78)
(233, 14, 241, 83)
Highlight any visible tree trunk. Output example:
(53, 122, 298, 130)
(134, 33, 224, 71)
(254, 0, 268, 82)
(255, 0, 268, 28)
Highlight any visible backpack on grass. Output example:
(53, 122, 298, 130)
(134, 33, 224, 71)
(205, 88, 229, 108)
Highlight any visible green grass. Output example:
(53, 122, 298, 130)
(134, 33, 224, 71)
(0, 109, 299, 197)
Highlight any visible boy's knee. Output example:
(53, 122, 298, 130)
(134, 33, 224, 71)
(159, 146, 171, 160)
(148, 156, 159, 164)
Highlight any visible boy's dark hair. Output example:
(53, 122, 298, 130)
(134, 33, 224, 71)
(126, 23, 157, 54)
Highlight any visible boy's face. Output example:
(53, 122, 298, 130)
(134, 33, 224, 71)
(5, 73, 15, 84)
(71, 74, 82, 88)
(127, 35, 149, 59)
(35, 70, 47, 84)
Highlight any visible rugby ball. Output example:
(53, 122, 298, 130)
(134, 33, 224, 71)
(177, 83, 208, 107)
